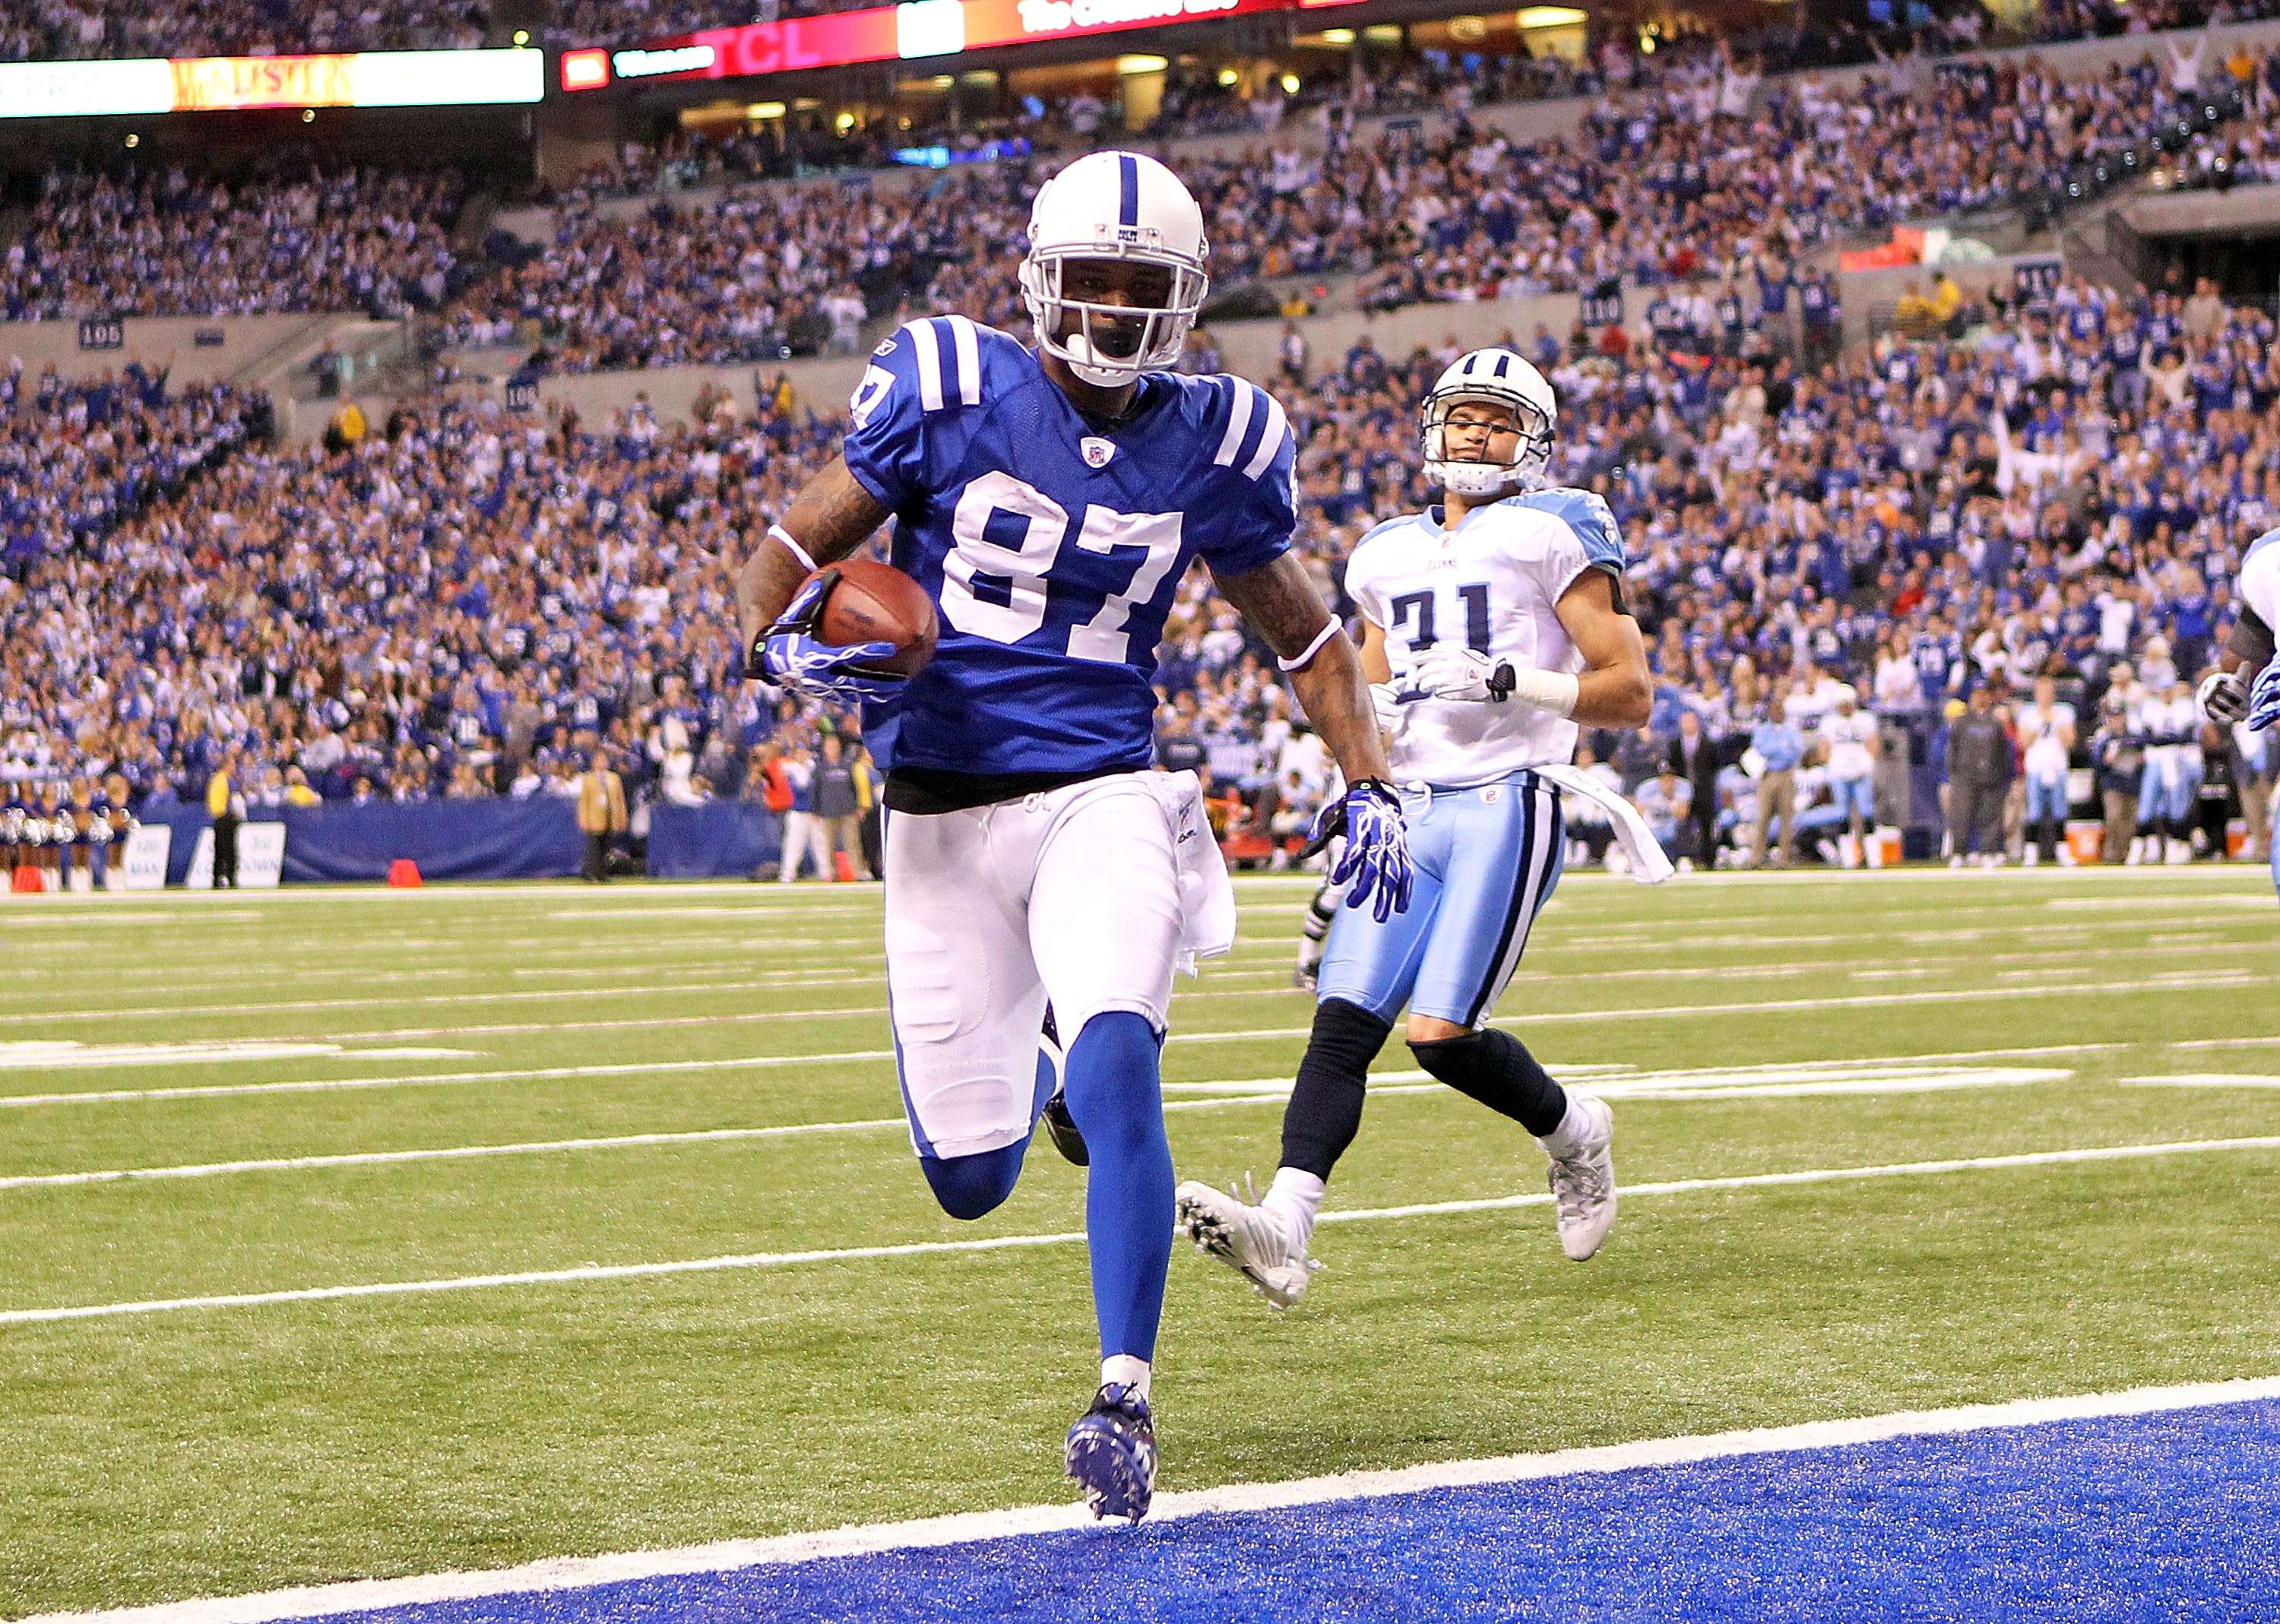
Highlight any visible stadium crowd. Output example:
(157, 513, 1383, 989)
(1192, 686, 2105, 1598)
(4, 255, 2275, 876)
(0, 0, 486, 62)
(3, 24, 2272, 345)
(434, 32, 2280, 372)
(2, 164, 467, 323)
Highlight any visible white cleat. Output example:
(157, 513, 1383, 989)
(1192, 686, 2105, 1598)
(1547, 1095, 1617, 1262)
(1174, 1179, 1314, 1309)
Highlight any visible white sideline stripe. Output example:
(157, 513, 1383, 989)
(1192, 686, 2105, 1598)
(9, 1135, 2278, 1327)
(25, 1373, 2280, 1624)
(2171, 1036, 2280, 1049)
(2120, 1075, 2280, 1089)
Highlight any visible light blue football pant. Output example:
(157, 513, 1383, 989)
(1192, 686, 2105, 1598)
(1319, 770, 1566, 1030)
(2139, 755, 2201, 825)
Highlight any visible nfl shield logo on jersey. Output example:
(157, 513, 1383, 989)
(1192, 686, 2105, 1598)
(1081, 437, 1116, 468)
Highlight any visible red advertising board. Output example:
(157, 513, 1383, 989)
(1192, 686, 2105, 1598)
(565, 0, 1363, 90)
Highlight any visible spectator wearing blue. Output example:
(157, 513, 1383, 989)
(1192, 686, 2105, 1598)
(1748, 701, 1807, 869)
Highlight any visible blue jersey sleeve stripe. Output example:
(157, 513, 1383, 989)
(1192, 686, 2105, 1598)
(942, 314, 983, 407)
(1117, 154, 1140, 226)
(1211, 379, 1256, 467)
(1240, 391, 1290, 480)
(911, 318, 945, 412)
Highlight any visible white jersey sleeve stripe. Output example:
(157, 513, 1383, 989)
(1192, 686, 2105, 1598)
(1241, 389, 1290, 481)
(1211, 378, 1255, 467)
(912, 318, 945, 413)
(943, 314, 982, 407)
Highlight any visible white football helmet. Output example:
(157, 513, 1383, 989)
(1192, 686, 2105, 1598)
(1420, 347, 1557, 497)
(1019, 150, 1208, 388)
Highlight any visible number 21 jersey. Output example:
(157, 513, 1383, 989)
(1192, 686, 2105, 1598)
(839, 315, 1296, 776)
(1348, 489, 1625, 787)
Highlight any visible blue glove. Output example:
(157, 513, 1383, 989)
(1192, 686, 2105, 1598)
(2249, 651, 2280, 732)
(1304, 778, 1414, 923)
(749, 568, 908, 706)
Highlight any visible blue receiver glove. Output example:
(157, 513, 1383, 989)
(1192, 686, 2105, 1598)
(749, 568, 910, 706)
(1303, 778, 1414, 923)
(2249, 651, 2280, 732)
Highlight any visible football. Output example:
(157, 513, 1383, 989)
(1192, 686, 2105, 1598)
(815, 559, 939, 677)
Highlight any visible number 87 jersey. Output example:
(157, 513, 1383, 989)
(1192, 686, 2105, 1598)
(841, 315, 1296, 775)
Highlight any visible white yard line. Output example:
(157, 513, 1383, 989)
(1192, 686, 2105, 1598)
(0, 1020, 2140, 1112)
(0, 980, 887, 1027)
(24, 1372, 2277, 1624)
(2, 1056, 2080, 1189)
(7, 1136, 2275, 1326)
(2119, 1075, 2280, 1088)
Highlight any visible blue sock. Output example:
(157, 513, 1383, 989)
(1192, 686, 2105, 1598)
(1061, 1011, 1172, 1363)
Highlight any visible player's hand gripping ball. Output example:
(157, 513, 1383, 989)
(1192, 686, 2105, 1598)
(751, 562, 937, 704)
(1304, 778, 1414, 923)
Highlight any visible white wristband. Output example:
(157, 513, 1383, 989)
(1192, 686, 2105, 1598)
(1503, 667, 1580, 718)
(768, 523, 818, 575)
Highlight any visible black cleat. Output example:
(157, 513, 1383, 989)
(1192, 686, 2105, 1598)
(1040, 1091, 1089, 1166)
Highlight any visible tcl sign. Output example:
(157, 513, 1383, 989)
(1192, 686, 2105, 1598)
(564, 0, 1345, 87)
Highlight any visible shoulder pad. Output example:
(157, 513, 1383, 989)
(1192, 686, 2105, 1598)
(1199, 375, 1291, 482)
(1503, 486, 1626, 571)
(887, 314, 1024, 413)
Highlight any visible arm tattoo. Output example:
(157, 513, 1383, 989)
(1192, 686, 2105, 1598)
(1213, 556, 1392, 786)
(736, 457, 892, 653)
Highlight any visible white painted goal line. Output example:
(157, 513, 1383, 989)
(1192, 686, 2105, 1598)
(19, 1372, 2280, 1624)
(8, 1134, 2277, 1328)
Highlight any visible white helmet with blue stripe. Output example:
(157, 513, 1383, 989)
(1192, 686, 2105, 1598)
(1420, 347, 1558, 497)
(1020, 150, 1209, 388)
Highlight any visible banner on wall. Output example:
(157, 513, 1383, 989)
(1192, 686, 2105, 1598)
(0, 47, 543, 119)
(117, 825, 173, 891)
(563, 0, 1359, 90)
(183, 823, 287, 889)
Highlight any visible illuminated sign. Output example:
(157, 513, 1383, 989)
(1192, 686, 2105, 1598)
(612, 44, 720, 77)
(0, 47, 543, 118)
(569, 0, 1348, 88)
(559, 48, 611, 90)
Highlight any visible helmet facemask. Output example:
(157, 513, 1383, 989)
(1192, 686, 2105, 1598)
(1020, 245, 1208, 388)
(1421, 386, 1555, 497)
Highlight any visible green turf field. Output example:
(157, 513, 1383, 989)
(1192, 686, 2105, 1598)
(4, 867, 2277, 1616)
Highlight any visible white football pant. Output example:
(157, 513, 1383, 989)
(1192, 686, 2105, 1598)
(885, 772, 1184, 1160)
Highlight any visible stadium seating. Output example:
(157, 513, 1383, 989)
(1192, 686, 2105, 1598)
(5, 264, 2272, 873)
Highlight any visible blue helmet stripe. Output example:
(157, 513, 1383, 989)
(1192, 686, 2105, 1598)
(1117, 154, 1139, 226)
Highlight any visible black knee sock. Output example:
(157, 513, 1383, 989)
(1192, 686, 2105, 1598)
(1408, 1027, 1569, 1138)
(1278, 999, 1392, 1179)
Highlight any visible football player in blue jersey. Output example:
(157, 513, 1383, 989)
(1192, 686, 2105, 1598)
(735, 150, 1411, 1521)
(1176, 347, 1655, 1308)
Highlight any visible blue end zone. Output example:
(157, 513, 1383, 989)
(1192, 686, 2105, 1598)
(357, 1401, 2280, 1624)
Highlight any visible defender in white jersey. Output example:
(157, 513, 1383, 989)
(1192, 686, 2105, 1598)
(1177, 348, 1653, 1306)
(2201, 525, 2280, 897)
